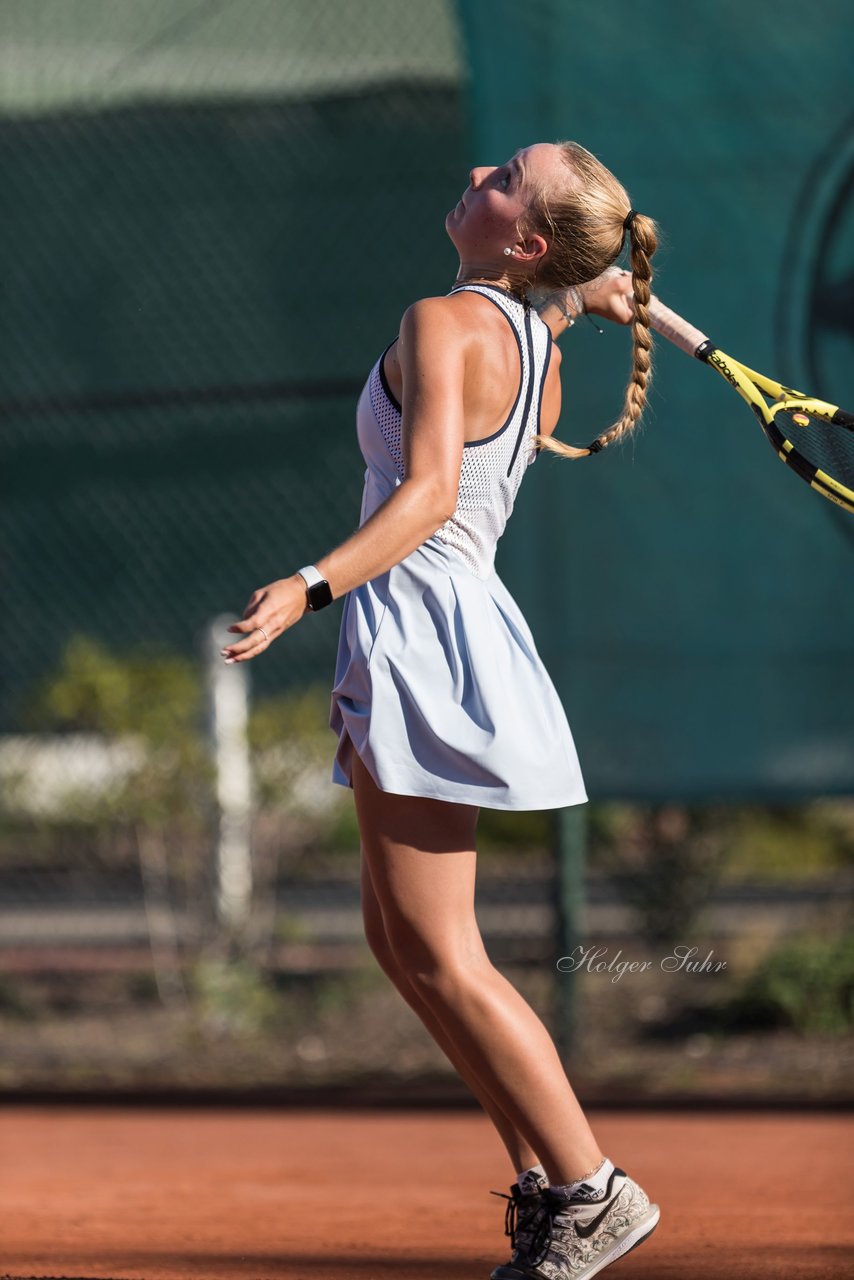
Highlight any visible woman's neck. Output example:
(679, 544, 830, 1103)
(452, 271, 528, 304)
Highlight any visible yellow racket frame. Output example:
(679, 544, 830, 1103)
(706, 349, 854, 513)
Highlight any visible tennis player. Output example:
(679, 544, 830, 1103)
(221, 140, 659, 1280)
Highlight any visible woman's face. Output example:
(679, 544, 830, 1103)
(446, 142, 566, 266)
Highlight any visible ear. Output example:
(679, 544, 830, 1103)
(511, 232, 549, 265)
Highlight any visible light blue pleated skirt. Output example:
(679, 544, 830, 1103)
(329, 535, 588, 811)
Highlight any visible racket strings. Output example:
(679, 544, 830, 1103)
(775, 405, 854, 502)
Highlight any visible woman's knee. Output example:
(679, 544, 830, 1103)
(385, 918, 485, 996)
(360, 861, 401, 973)
(362, 907, 398, 973)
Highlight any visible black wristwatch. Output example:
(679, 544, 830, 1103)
(296, 564, 333, 611)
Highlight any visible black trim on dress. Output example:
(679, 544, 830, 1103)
(506, 308, 536, 477)
(533, 325, 553, 457)
(378, 339, 402, 412)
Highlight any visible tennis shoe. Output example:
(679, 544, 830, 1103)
(489, 1167, 551, 1279)
(509, 1167, 659, 1280)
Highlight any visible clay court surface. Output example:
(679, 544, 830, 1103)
(0, 1106, 851, 1279)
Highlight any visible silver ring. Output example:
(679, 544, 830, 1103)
(255, 626, 269, 643)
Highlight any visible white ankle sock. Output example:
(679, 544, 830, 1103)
(514, 1162, 548, 1193)
(551, 1156, 615, 1201)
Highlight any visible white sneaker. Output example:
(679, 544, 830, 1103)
(513, 1167, 660, 1280)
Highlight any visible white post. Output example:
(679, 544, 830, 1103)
(203, 614, 254, 934)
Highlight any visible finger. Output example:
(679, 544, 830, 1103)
(221, 637, 267, 663)
(227, 615, 266, 634)
(223, 590, 268, 632)
(222, 622, 273, 659)
(226, 622, 273, 648)
(223, 639, 265, 664)
(243, 588, 268, 616)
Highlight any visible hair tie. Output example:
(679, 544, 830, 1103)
(623, 209, 638, 231)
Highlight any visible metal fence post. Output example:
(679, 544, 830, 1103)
(203, 614, 254, 940)
(553, 803, 586, 1062)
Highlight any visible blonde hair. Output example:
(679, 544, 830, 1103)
(518, 141, 658, 459)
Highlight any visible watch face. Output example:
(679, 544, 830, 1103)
(308, 580, 333, 610)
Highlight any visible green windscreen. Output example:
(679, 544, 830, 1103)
(457, 0, 854, 799)
(0, 1, 468, 730)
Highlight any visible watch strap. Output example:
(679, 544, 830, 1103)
(296, 564, 325, 591)
(296, 564, 333, 611)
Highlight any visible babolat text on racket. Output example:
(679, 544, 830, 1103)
(647, 296, 854, 513)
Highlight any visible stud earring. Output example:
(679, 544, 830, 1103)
(503, 247, 514, 256)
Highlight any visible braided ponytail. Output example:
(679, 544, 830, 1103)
(518, 142, 659, 461)
(584, 213, 656, 455)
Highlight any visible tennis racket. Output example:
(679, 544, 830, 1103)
(647, 296, 854, 513)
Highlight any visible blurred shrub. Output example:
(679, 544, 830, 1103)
(188, 954, 283, 1038)
(249, 683, 342, 824)
(587, 800, 854, 948)
(17, 632, 214, 832)
(588, 804, 729, 946)
(24, 633, 201, 744)
(723, 933, 854, 1035)
(722, 802, 854, 881)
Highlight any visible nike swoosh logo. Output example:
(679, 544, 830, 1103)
(574, 1193, 621, 1239)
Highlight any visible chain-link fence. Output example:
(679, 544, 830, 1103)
(2, 1, 852, 1102)
(1, 0, 567, 1098)
(1, 0, 467, 726)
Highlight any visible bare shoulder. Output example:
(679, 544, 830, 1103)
(400, 294, 469, 334)
(398, 296, 471, 371)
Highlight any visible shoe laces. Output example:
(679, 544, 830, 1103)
(523, 1188, 568, 1268)
(489, 1185, 547, 1252)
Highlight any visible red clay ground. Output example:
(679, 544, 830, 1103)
(0, 1107, 851, 1279)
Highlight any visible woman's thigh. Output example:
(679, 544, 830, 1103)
(351, 749, 486, 973)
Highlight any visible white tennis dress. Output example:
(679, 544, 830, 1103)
(328, 282, 588, 810)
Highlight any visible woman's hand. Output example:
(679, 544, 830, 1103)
(578, 266, 634, 325)
(532, 266, 636, 339)
(220, 574, 309, 664)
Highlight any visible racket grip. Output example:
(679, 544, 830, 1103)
(647, 296, 710, 358)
